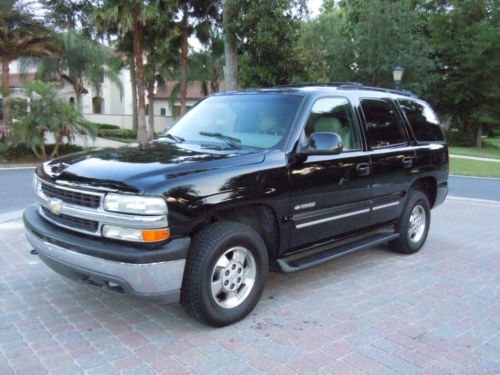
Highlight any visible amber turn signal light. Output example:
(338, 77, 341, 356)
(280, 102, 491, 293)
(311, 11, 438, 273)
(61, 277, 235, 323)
(142, 228, 170, 242)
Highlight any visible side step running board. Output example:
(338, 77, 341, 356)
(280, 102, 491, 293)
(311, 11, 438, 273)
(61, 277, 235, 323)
(277, 232, 399, 273)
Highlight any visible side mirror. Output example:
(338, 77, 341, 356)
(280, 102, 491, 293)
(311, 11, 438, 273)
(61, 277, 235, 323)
(300, 132, 343, 155)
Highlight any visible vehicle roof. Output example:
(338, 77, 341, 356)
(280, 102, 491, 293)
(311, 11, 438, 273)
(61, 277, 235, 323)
(212, 82, 420, 101)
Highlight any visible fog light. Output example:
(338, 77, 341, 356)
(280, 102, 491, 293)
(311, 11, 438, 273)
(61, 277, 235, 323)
(102, 225, 170, 242)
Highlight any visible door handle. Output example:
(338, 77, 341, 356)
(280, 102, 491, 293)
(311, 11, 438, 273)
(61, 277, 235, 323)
(402, 156, 414, 169)
(356, 163, 371, 177)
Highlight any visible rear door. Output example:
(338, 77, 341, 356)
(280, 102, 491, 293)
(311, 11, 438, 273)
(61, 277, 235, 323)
(288, 97, 372, 250)
(359, 98, 416, 225)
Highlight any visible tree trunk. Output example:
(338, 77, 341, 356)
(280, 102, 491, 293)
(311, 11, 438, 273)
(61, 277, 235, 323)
(76, 87, 83, 112)
(129, 57, 138, 136)
(475, 123, 483, 148)
(222, 0, 239, 91)
(133, 14, 148, 142)
(50, 135, 62, 159)
(179, 9, 189, 115)
(1, 56, 10, 127)
(147, 79, 155, 139)
(40, 130, 47, 161)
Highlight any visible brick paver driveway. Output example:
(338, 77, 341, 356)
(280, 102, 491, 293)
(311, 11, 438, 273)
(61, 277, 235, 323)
(1, 199, 499, 375)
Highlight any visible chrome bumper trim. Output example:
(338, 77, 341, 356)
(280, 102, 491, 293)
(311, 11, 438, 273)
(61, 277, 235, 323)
(26, 230, 185, 298)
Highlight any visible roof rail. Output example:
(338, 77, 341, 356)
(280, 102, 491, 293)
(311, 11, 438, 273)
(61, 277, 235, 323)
(269, 82, 417, 97)
(341, 85, 417, 98)
(271, 82, 365, 89)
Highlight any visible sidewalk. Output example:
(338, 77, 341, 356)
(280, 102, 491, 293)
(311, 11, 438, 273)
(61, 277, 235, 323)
(450, 153, 500, 163)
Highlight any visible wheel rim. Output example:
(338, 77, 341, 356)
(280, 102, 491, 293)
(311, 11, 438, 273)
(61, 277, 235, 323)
(210, 246, 256, 309)
(408, 204, 426, 243)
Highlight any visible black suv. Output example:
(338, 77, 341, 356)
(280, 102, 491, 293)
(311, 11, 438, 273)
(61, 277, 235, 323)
(24, 83, 448, 326)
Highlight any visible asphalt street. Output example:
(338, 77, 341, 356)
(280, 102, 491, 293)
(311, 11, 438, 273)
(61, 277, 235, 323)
(0, 168, 498, 217)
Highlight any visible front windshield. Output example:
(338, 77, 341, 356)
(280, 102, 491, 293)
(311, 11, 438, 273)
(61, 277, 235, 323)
(166, 94, 303, 149)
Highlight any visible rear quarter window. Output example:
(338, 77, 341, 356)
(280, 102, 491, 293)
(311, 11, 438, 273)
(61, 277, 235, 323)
(398, 99, 444, 142)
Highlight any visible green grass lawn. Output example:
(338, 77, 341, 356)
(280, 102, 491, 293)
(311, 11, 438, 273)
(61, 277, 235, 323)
(483, 136, 500, 148)
(449, 146, 500, 160)
(449, 136, 500, 160)
(450, 158, 500, 178)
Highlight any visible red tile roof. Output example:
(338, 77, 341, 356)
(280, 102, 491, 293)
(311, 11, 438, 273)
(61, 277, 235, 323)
(6, 73, 36, 87)
(154, 81, 216, 100)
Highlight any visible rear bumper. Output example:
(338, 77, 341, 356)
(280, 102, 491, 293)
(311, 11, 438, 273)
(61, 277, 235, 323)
(24, 206, 189, 302)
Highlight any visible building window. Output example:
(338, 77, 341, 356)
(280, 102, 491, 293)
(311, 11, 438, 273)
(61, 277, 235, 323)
(92, 96, 104, 114)
(160, 107, 166, 116)
(174, 105, 192, 117)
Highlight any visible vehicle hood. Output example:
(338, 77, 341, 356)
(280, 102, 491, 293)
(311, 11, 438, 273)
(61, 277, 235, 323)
(40, 141, 266, 193)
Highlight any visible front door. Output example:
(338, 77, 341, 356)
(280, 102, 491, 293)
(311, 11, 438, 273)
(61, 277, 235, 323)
(288, 97, 372, 250)
(358, 98, 416, 225)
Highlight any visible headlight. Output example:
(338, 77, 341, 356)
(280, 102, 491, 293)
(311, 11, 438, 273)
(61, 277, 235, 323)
(102, 225, 170, 242)
(103, 193, 167, 215)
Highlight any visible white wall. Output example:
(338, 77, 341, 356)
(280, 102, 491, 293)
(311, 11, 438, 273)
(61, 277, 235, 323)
(84, 114, 174, 132)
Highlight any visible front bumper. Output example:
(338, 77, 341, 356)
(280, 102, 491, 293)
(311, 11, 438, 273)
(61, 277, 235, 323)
(24, 206, 189, 303)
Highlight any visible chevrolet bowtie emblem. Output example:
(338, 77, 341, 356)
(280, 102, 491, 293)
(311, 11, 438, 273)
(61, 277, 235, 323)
(49, 198, 63, 216)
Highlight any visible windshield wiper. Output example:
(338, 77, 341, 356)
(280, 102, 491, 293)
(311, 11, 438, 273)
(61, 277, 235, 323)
(199, 131, 241, 149)
(158, 133, 185, 143)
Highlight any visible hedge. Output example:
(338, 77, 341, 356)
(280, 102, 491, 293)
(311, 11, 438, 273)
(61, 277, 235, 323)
(97, 128, 135, 139)
(0, 142, 84, 162)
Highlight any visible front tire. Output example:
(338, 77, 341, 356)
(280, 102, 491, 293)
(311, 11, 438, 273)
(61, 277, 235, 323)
(181, 221, 268, 326)
(389, 190, 431, 254)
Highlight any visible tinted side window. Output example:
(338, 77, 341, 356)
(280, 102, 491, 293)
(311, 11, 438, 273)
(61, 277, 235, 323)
(360, 99, 407, 148)
(304, 98, 361, 151)
(398, 99, 444, 142)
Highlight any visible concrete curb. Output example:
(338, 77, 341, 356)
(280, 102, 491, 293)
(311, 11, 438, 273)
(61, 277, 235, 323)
(0, 209, 25, 224)
(447, 196, 500, 205)
(450, 174, 500, 181)
(450, 154, 500, 163)
(0, 166, 36, 170)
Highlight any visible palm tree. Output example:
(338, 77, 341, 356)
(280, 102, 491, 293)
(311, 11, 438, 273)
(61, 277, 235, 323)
(12, 81, 96, 160)
(222, 0, 238, 90)
(0, 4, 56, 126)
(174, 1, 218, 114)
(93, 0, 165, 142)
(36, 31, 123, 111)
(189, 32, 224, 95)
(142, 9, 176, 138)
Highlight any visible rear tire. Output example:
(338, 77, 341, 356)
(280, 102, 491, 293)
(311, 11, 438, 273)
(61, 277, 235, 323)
(181, 221, 268, 327)
(389, 190, 431, 254)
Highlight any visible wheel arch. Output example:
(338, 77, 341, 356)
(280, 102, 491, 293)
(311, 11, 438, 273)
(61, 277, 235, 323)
(191, 203, 282, 261)
(410, 176, 438, 208)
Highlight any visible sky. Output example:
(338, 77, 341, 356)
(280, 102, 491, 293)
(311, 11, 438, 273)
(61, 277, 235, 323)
(308, 0, 323, 18)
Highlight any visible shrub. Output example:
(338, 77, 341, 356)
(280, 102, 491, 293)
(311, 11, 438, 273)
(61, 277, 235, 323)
(0, 142, 83, 162)
(98, 128, 134, 139)
(94, 123, 120, 131)
(11, 81, 96, 160)
(445, 130, 475, 147)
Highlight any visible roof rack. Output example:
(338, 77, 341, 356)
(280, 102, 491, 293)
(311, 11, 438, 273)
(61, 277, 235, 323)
(342, 85, 417, 98)
(271, 82, 365, 89)
(271, 82, 417, 97)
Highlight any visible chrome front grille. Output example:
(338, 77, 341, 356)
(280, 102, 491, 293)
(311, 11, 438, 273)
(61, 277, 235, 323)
(41, 182, 101, 208)
(41, 206, 99, 232)
(35, 177, 168, 237)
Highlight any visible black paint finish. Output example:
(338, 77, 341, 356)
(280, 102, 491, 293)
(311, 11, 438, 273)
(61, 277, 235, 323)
(36, 86, 449, 260)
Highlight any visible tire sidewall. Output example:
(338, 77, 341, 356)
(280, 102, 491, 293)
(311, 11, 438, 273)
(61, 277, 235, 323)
(401, 192, 431, 252)
(198, 227, 268, 325)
